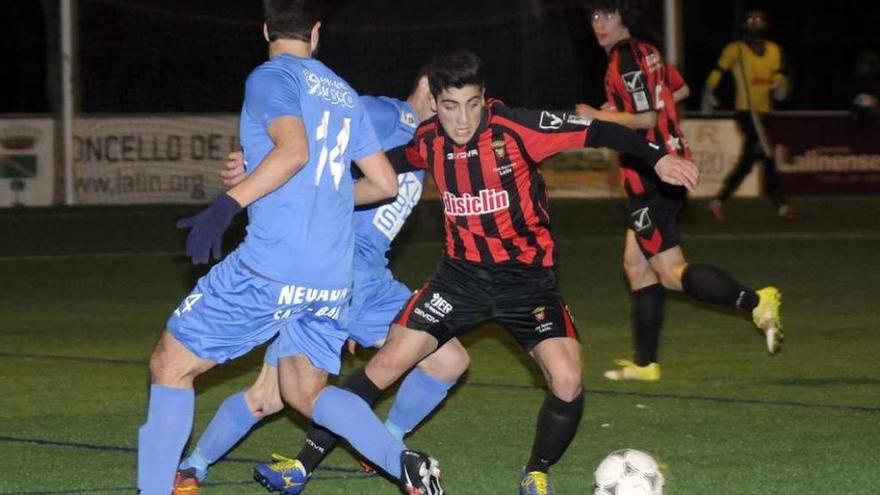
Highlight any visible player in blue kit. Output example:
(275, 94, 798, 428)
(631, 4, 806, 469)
(136, 1, 406, 494)
(172, 78, 468, 495)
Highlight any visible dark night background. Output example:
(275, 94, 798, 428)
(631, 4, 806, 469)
(2, 0, 878, 114)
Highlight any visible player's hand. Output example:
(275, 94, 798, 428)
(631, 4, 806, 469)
(176, 193, 242, 264)
(600, 101, 616, 112)
(346, 339, 358, 355)
(575, 103, 600, 118)
(219, 151, 246, 188)
(654, 155, 699, 191)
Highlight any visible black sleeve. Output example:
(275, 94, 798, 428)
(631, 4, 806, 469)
(585, 119, 667, 171)
(350, 145, 419, 181)
(386, 145, 422, 174)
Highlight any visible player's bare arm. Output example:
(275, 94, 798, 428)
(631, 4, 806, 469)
(672, 84, 690, 103)
(220, 150, 246, 187)
(352, 150, 398, 205)
(226, 116, 309, 207)
(576, 103, 657, 130)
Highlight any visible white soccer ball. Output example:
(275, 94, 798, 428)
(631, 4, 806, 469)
(592, 449, 665, 495)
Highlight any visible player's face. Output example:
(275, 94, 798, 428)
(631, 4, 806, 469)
(432, 85, 485, 145)
(591, 10, 628, 50)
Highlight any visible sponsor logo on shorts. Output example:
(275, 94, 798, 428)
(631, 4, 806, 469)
(532, 305, 554, 333)
(173, 293, 202, 317)
(427, 292, 453, 317)
(414, 306, 439, 324)
(631, 207, 653, 232)
(532, 306, 546, 322)
(277, 285, 350, 305)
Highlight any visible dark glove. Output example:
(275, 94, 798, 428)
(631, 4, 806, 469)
(176, 193, 242, 264)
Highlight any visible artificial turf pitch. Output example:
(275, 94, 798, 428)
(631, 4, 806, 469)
(1, 197, 878, 494)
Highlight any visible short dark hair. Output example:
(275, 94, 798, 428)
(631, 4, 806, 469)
(587, 0, 641, 31)
(264, 0, 321, 43)
(425, 50, 486, 98)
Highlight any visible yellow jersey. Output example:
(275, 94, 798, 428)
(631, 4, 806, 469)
(706, 40, 787, 113)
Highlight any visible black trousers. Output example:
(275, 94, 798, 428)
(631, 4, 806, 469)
(716, 111, 786, 206)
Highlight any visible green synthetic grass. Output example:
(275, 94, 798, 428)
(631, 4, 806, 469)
(1, 197, 878, 494)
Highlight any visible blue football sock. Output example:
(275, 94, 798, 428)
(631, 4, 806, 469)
(180, 391, 258, 481)
(312, 386, 406, 478)
(137, 385, 195, 495)
(385, 368, 455, 439)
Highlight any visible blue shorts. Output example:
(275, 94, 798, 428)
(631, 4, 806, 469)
(264, 274, 411, 367)
(168, 250, 350, 366)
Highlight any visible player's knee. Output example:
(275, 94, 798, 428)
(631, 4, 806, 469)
(656, 266, 684, 291)
(365, 349, 409, 389)
(419, 341, 470, 381)
(281, 387, 319, 418)
(548, 366, 583, 402)
(148, 344, 186, 385)
(623, 256, 652, 285)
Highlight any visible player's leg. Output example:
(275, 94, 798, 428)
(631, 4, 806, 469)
(141, 252, 311, 495)
(760, 151, 798, 220)
(523, 336, 583, 495)
(385, 337, 469, 439)
(348, 278, 470, 440)
(650, 246, 783, 354)
(175, 358, 281, 493)
(494, 268, 583, 495)
(710, 112, 760, 219)
(139, 330, 215, 495)
(606, 229, 665, 381)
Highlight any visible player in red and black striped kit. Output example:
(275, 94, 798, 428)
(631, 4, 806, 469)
(578, 0, 784, 382)
(333, 49, 698, 495)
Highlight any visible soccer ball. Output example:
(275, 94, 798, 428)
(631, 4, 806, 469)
(592, 449, 665, 495)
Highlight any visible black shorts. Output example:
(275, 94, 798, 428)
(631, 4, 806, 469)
(394, 258, 579, 350)
(626, 194, 682, 259)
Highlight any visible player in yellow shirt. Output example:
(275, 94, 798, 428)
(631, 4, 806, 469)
(702, 10, 798, 221)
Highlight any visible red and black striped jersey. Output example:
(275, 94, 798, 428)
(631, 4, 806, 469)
(605, 38, 690, 199)
(405, 100, 594, 268)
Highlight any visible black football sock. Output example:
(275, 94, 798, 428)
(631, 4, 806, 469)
(632, 283, 665, 366)
(681, 264, 759, 311)
(295, 425, 337, 474)
(525, 392, 584, 473)
(296, 368, 383, 473)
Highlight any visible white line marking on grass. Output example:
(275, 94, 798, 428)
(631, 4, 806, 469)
(0, 232, 876, 262)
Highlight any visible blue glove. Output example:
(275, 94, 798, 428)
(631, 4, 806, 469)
(176, 193, 242, 264)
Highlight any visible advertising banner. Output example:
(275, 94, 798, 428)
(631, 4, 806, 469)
(768, 113, 880, 194)
(73, 115, 238, 204)
(0, 118, 55, 207)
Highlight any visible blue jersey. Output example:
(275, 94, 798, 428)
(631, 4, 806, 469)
(353, 96, 425, 285)
(237, 54, 381, 287)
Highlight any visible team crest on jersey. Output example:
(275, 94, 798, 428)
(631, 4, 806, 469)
(622, 71, 645, 93)
(492, 139, 506, 160)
